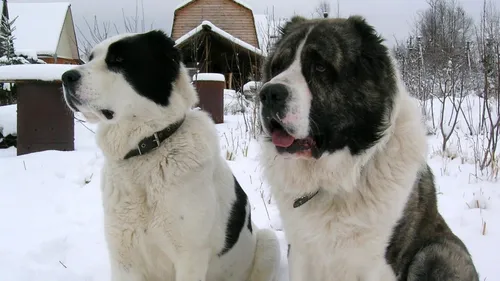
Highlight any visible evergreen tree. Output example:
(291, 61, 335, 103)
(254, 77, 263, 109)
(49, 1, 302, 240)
(0, 0, 44, 105)
(0, 0, 12, 58)
(0, 0, 44, 65)
(0, 16, 17, 62)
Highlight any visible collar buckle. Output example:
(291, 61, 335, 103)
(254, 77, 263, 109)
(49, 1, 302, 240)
(153, 132, 160, 147)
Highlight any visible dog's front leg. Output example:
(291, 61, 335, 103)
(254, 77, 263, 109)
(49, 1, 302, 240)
(110, 260, 146, 281)
(174, 249, 211, 281)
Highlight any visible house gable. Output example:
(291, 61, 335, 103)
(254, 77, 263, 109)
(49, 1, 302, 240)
(172, 0, 259, 48)
(55, 6, 80, 61)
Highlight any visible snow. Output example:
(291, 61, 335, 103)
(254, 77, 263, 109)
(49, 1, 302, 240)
(0, 93, 499, 280)
(192, 73, 226, 82)
(0, 64, 75, 82)
(175, 20, 264, 57)
(8, 2, 70, 56)
(175, 0, 252, 11)
(15, 49, 39, 61)
(0, 104, 16, 136)
(243, 80, 262, 92)
(2, 82, 12, 91)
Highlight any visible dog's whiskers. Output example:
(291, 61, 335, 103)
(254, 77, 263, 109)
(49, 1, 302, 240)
(275, 112, 283, 122)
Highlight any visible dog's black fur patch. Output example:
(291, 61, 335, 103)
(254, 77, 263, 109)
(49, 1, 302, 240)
(247, 209, 253, 233)
(385, 165, 479, 280)
(218, 177, 249, 257)
(105, 30, 181, 106)
(262, 16, 396, 157)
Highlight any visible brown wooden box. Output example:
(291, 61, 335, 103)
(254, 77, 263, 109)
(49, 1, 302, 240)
(16, 81, 74, 156)
(194, 79, 225, 124)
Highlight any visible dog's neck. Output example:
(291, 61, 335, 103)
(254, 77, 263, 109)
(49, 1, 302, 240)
(96, 108, 185, 161)
(327, 94, 427, 194)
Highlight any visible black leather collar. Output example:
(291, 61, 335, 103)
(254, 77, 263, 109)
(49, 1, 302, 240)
(123, 118, 185, 160)
(293, 189, 320, 208)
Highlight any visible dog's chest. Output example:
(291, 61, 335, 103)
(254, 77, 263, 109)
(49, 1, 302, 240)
(102, 166, 190, 245)
(275, 183, 404, 281)
(101, 161, 217, 256)
(285, 207, 397, 280)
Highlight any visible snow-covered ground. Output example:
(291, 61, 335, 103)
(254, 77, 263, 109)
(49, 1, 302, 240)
(0, 93, 499, 281)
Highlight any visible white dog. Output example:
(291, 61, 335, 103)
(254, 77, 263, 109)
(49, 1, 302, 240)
(61, 30, 280, 281)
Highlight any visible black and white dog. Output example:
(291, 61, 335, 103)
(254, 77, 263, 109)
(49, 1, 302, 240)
(258, 16, 479, 280)
(61, 30, 280, 281)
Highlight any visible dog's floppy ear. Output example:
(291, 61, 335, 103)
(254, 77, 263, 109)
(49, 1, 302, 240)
(346, 15, 384, 45)
(346, 15, 391, 83)
(278, 16, 307, 38)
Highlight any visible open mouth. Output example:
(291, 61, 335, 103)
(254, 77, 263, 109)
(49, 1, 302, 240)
(268, 119, 316, 155)
(62, 89, 115, 122)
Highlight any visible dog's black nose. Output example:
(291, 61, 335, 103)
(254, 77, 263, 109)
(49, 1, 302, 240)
(61, 70, 81, 87)
(259, 83, 289, 110)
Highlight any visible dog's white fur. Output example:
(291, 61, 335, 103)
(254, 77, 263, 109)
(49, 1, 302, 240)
(63, 33, 280, 281)
(259, 39, 428, 281)
(265, 40, 311, 139)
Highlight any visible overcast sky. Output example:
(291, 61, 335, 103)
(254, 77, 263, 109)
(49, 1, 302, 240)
(9, 0, 495, 47)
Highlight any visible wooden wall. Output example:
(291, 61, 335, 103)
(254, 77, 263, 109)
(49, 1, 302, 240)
(41, 57, 82, 65)
(172, 0, 259, 48)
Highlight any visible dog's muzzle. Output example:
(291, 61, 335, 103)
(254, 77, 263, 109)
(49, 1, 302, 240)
(61, 70, 81, 93)
(61, 70, 83, 112)
(259, 83, 289, 118)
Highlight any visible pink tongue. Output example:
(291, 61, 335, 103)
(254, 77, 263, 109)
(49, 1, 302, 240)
(272, 130, 295, 147)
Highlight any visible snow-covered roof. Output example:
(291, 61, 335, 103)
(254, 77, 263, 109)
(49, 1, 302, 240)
(175, 20, 264, 57)
(0, 64, 76, 82)
(243, 80, 262, 92)
(175, 0, 252, 11)
(8, 2, 70, 56)
(192, 73, 226, 82)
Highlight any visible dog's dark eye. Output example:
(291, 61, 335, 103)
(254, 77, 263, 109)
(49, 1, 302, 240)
(107, 55, 124, 65)
(315, 64, 326, 72)
(111, 56, 124, 63)
(271, 64, 282, 77)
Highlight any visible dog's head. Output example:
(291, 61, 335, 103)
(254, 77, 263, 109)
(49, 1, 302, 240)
(259, 16, 397, 159)
(62, 30, 196, 124)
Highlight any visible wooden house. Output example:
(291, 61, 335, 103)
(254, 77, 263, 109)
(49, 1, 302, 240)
(7, 2, 83, 65)
(172, 0, 265, 90)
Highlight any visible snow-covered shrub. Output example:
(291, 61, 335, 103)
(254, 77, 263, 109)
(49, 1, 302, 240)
(224, 89, 251, 115)
(242, 80, 262, 100)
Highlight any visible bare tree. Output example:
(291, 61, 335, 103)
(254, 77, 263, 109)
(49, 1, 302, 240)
(235, 7, 285, 139)
(397, 0, 475, 152)
(76, 16, 112, 61)
(76, 0, 154, 61)
(315, 1, 331, 18)
(393, 0, 499, 179)
(475, 0, 500, 177)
